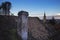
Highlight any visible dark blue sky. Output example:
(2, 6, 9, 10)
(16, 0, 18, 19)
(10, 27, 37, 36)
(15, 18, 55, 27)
(0, 0, 60, 16)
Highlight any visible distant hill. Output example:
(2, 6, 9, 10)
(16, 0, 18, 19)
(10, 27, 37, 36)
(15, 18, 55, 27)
(54, 15, 60, 19)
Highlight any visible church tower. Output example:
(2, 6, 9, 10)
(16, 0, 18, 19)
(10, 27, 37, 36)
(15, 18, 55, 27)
(43, 12, 46, 24)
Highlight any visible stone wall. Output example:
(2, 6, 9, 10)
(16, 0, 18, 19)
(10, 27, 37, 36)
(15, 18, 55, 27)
(0, 15, 17, 40)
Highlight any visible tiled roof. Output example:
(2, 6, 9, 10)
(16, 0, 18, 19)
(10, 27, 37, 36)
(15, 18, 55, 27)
(0, 15, 51, 40)
(28, 17, 48, 40)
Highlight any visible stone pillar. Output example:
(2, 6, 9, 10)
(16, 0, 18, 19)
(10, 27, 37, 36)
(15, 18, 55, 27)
(17, 11, 29, 40)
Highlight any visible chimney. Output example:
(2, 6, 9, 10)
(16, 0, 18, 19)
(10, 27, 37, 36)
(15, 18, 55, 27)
(17, 11, 29, 40)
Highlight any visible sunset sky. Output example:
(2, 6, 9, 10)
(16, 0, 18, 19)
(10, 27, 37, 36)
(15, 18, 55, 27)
(0, 0, 60, 16)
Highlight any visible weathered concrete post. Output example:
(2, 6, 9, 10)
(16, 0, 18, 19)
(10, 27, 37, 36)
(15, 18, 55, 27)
(17, 11, 29, 40)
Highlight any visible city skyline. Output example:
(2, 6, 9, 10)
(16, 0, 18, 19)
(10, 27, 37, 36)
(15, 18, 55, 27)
(0, 0, 60, 16)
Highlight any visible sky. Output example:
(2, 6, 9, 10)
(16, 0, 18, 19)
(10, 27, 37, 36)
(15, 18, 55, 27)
(0, 0, 60, 16)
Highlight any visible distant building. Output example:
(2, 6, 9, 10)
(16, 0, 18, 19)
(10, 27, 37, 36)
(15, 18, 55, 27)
(43, 12, 46, 23)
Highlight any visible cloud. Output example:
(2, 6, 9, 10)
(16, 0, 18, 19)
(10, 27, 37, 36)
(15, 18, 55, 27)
(29, 14, 43, 17)
(56, 13, 60, 15)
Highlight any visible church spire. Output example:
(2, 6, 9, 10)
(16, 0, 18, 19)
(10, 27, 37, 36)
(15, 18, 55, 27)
(43, 12, 46, 23)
